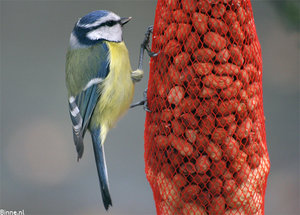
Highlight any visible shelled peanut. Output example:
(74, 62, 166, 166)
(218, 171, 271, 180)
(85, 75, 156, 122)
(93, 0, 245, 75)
(145, 0, 269, 214)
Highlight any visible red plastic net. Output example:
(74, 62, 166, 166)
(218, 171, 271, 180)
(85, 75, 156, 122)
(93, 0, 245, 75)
(144, 0, 270, 214)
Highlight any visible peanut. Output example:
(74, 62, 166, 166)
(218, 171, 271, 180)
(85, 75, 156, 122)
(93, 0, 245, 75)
(169, 134, 194, 157)
(181, 184, 201, 202)
(158, 122, 171, 135)
(165, 0, 178, 10)
(207, 142, 222, 161)
(185, 129, 197, 143)
(247, 95, 259, 112)
(222, 137, 239, 160)
(204, 32, 227, 51)
(230, 21, 245, 44)
(223, 169, 234, 180)
(180, 97, 200, 112)
(199, 87, 217, 98)
(195, 134, 210, 151)
(195, 155, 211, 174)
(196, 97, 218, 116)
(237, 102, 248, 119)
(237, 7, 246, 25)
(211, 160, 227, 177)
(224, 209, 246, 215)
(161, 109, 173, 122)
(164, 23, 177, 41)
(168, 64, 182, 85)
(217, 114, 236, 127)
(180, 162, 196, 176)
(167, 86, 184, 105)
(230, 151, 248, 173)
(185, 33, 200, 53)
(173, 10, 189, 23)
(157, 171, 183, 208)
(209, 177, 223, 195)
(208, 18, 229, 36)
(236, 117, 252, 139)
(192, 174, 210, 186)
(247, 82, 260, 97)
(248, 153, 261, 169)
(161, 163, 175, 178)
(182, 0, 197, 13)
(159, 201, 179, 215)
(211, 3, 226, 18)
(209, 196, 226, 215)
(182, 203, 207, 215)
(192, 13, 208, 35)
(200, 115, 215, 135)
(173, 173, 187, 188)
(214, 63, 240, 76)
(239, 89, 249, 102)
(171, 119, 185, 136)
(224, 10, 237, 25)
(174, 52, 190, 70)
(216, 48, 230, 63)
(212, 127, 227, 143)
(223, 179, 237, 196)
(203, 74, 233, 89)
(180, 113, 199, 128)
(193, 48, 216, 62)
(193, 62, 213, 76)
(229, 45, 244, 66)
(220, 80, 242, 99)
(236, 163, 251, 185)
(238, 69, 250, 84)
(155, 135, 169, 149)
(164, 40, 181, 56)
(176, 23, 192, 42)
(217, 99, 239, 115)
(197, 0, 211, 13)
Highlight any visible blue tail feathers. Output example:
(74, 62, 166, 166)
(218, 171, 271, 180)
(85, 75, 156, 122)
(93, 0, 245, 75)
(73, 132, 84, 161)
(91, 128, 112, 210)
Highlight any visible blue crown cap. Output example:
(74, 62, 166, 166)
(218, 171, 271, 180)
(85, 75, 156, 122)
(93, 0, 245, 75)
(78, 10, 110, 25)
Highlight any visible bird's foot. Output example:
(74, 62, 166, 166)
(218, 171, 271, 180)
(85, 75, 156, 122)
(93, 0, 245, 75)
(142, 26, 159, 57)
(138, 25, 159, 70)
(130, 88, 151, 112)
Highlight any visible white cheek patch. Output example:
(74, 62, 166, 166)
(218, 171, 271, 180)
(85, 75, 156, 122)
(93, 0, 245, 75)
(86, 25, 122, 42)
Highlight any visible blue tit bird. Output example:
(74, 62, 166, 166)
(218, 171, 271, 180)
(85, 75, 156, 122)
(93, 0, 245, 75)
(65, 10, 155, 210)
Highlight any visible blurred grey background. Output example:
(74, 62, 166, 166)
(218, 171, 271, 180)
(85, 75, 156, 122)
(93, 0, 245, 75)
(0, 0, 299, 215)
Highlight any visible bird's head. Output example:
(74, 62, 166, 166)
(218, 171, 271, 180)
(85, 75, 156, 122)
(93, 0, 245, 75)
(69, 10, 131, 49)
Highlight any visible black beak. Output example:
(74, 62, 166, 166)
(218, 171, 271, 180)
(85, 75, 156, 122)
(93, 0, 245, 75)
(120, 17, 132, 26)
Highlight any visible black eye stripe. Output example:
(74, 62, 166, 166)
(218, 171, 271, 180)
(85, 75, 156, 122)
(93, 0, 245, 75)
(105, 20, 118, 27)
(85, 20, 120, 31)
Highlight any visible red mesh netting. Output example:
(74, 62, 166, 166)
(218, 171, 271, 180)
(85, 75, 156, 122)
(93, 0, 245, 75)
(144, 0, 270, 214)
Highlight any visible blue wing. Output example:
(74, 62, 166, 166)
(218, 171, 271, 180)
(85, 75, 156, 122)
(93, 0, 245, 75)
(67, 42, 110, 160)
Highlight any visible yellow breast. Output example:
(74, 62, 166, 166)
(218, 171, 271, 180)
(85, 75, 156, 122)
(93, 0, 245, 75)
(91, 41, 134, 131)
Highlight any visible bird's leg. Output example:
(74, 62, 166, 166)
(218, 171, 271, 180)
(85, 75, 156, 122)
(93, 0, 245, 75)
(130, 88, 150, 112)
(131, 25, 158, 83)
(131, 25, 158, 112)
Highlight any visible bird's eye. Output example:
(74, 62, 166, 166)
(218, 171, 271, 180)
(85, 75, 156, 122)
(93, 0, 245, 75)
(107, 21, 115, 26)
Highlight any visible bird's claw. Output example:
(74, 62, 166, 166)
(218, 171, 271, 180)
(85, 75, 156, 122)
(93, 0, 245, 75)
(147, 50, 160, 57)
(141, 25, 159, 58)
(143, 88, 151, 112)
(130, 88, 151, 112)
(138, 25, 158, 70)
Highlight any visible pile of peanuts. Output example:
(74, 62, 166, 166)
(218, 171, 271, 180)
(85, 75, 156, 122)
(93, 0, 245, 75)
(145, 0, 270, 214)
